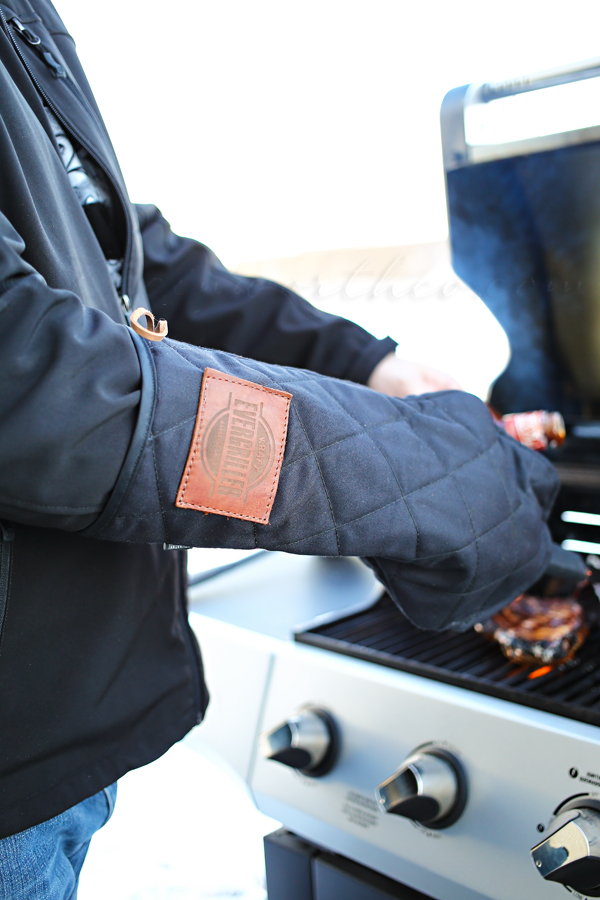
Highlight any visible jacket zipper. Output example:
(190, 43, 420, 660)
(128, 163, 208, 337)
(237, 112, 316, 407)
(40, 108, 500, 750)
(9, 16, 66, 77)
(1, 9, 134, 306)
(0, 523, 15, 645)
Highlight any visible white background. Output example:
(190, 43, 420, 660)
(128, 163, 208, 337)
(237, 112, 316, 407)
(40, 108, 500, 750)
(55, 0, 600, 267)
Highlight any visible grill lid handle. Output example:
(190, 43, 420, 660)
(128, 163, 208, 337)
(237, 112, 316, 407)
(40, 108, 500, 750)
(531, 807, 600, 896)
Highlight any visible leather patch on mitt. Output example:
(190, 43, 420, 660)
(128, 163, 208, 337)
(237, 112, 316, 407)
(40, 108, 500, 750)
(175, 368, 292, 524)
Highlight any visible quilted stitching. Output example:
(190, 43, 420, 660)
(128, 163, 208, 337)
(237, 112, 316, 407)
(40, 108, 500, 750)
(292, 403, 341, 555)
(99, 338, 559, 630)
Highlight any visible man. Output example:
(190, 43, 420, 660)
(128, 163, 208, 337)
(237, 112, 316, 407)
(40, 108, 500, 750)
(0, 1, 558, 895)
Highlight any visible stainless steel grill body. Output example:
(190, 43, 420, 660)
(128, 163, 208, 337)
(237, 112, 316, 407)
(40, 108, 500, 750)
(250, 630, 600, 900)
(186, 554, 600, 900)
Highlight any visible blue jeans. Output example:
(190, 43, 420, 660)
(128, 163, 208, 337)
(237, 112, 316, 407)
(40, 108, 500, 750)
(0, 783, 117, 900)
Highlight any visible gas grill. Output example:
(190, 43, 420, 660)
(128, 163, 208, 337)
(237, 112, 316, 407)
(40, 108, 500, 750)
(296, 589, 600, 729)
(187, 55, 600, 900)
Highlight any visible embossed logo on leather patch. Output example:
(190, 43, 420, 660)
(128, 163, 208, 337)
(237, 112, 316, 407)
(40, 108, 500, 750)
(176, 368, 292, 524)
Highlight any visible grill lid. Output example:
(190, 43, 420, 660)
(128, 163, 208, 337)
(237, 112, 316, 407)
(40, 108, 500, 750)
(441, 61, 600, 415)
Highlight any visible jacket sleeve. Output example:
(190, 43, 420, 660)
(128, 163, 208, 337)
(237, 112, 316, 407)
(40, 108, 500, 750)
(0, 213, 141, 531)
(88, 335, 559, 632)
(0, 211, 559, 631)
(136, 204, 397, 384)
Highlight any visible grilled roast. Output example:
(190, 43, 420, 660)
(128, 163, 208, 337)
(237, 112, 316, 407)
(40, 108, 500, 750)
(475, 594, 588, 665)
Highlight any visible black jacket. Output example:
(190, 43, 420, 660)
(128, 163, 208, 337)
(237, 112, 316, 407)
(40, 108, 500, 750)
(0, 0, 558, 839)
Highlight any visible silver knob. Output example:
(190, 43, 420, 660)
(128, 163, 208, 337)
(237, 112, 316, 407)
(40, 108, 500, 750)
(376, 746, 467, 829)
(259, 707, 338, 776)
(531, 807, 600, 896)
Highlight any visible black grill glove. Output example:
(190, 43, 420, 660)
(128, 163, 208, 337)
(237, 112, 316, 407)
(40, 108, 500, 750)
(86, 334, 559, 631)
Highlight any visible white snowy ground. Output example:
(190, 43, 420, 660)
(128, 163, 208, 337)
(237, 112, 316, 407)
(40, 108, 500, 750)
(78, 741, 278, 900)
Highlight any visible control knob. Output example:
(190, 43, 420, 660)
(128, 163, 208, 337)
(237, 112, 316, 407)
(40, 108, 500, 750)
(531, 805, 600, 896)
(259, 707, 339, 776)
(376, 746, 468, 829)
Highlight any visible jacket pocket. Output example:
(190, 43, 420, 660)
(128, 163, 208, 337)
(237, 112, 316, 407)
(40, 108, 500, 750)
(0, 522, 14, 645)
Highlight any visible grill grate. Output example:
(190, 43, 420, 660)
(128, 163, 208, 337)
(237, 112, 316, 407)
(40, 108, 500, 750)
(295, 593, 600, 727)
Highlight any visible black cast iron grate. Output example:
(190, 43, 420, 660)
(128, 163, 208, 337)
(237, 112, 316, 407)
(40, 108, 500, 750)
(295, 592, 600, 727)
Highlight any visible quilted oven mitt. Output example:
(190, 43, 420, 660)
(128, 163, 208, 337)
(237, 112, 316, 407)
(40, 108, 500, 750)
(88, 333, 559, 632)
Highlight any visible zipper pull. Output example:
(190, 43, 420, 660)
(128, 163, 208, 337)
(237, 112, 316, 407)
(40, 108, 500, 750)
(10, 17, 66, 78)
(41, 50, 66, 78)
(10, 17, 40, 45)
(121, 294, 131, 323)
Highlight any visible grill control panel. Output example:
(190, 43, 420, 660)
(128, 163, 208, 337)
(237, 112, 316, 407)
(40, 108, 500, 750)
(250, 641, 600, 900)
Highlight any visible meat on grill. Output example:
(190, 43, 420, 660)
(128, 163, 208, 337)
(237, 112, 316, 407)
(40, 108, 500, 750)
(475, 594, 588, 665)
